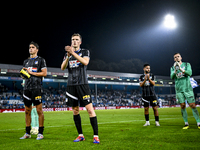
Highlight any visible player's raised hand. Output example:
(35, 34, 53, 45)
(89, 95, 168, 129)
(174, 62, 179, 72)
(65, 46, 73, 56)
(146, 74, 150, 79)
(144, 74, 148, 80)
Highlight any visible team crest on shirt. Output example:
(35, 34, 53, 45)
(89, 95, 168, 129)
(35, 61, 38, 64)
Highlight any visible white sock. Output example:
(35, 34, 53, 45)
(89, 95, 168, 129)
(146, 121, 150, 124)
(94, 135, 98, 138)
(197, 122, 200, 126)
(185, 122, 189, 125)
(79, 134, 84, 137)
(155, 121, 159, 124)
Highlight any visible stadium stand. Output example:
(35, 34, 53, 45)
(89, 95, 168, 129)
(0, 64, 200, 109)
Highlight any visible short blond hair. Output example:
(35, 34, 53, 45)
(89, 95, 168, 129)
(71, 33, 82, 41)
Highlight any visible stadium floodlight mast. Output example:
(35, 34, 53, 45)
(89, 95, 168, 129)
(163, 14, 177, 29)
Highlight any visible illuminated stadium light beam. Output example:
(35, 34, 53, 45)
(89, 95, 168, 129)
(163, 14, 177, 29)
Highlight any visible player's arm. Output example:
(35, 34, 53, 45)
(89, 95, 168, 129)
(66, 46, 89, 66)
(170, 67, 176, 79)
(24, 68, 47, 77)
(72, 52, 89, 66)
(148, 74, 155, 86)
(183, 63, 192, 76)
(61, 53, 70, 71)
(140, 75, 147, 87)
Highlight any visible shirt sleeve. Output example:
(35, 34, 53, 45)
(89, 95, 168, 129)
(41, 58, 47, 70)
(23, 60, 26, 68)
(63, 53, 68, 61)
(139, 75, 143, 83)
(170, 66, 176, 79)
(151, 74, 154, 81)
(184, 63, 192, 76)
(83, 50, 90, 58)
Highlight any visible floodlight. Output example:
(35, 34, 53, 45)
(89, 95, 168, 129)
(163, 14, 177, 29)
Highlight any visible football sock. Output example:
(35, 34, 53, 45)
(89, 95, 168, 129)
(90, 116, 98, 136)
(39, 126, 44, 134)
(26, 126, 31, 134)
(185, 122, 189, 125)
(73, 114, 83, 134)
(191, 108, 200, 123)
(145, 114, 149, 121)
(181, 108, 188, 123)
(155, 116, 159, 122)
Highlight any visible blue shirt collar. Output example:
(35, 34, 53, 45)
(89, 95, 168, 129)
(30, 56, 38, 60)
(74, 48, 81, 53)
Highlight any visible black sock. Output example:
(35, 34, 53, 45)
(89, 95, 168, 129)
(145, 114, 149, 121)
(73, 114, 83, 134)
(90, 116, 98, 136)
(155, 116, 159, 121)
(39, 127, 44, 134)
(26, 126, 31, 134)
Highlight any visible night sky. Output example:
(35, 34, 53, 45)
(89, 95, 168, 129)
(3, 0, 200, 76)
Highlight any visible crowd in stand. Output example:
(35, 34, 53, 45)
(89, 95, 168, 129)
(1, 85, 200, 109)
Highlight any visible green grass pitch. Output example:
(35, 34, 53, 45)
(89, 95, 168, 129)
(0, 107, 200, 150)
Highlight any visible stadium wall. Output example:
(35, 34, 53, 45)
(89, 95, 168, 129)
(1, 105, 200, 113)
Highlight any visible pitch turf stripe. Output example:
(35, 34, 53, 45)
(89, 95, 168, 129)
(0, 117, 193, 132)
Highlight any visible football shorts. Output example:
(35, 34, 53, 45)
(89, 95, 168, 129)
(23, 89, 42, 107)
(66, 84, 92, 107)
(176, 91, 195, 104)
(141, 96, 158, 107)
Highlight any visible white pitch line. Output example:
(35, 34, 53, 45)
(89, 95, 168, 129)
(0, 117, 192, 132)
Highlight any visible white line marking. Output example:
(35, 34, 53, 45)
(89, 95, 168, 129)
(0, 117, 192, 132)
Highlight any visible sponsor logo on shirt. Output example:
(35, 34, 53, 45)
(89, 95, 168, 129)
(69, 60, 81, 68)
(28, 67, 37, 72)
(176, 72, 185, 78)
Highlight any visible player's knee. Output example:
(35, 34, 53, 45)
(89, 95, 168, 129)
(189, 103, 196, 109)
(72, 107, 79, 115)
(25, 106, 31, 115)
(153, 106, 157, 111)
(87, 109, 93, 115)
(25, 109, 31, 115)
(36, 108, 43, 116)
(180, 103, 186, 109)
(144, 107, 149, 111)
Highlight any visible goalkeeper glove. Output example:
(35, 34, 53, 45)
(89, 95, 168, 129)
(177, 62, 185, 72)
(20, 69, 31, 79)
(173, 62, 179, 73)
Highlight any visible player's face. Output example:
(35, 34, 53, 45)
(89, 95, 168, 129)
(71, 36, 82, 49)
(174, 54, 182, 62)
(29, 44, 38, 55)
(144, 66, 150, 74)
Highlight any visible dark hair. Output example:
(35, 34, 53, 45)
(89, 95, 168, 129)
(29, 41, 39, 49)
(174, 52, 180, 56)
(71, 33, 82, 41)
(143, 64, 150, 68)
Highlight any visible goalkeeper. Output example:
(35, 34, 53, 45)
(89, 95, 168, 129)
(30, 104, 39, 135)
(170, 53, 200, 129)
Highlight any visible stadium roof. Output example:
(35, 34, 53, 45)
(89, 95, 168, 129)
(0, 63, 171, 79)
(1, 63, 199, 86)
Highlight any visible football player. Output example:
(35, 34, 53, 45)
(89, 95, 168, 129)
(170, 53, 200, 129)
(20, 41, 47, 140)
(61, 33, 100, 144)
(139, 64, 160, 126)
